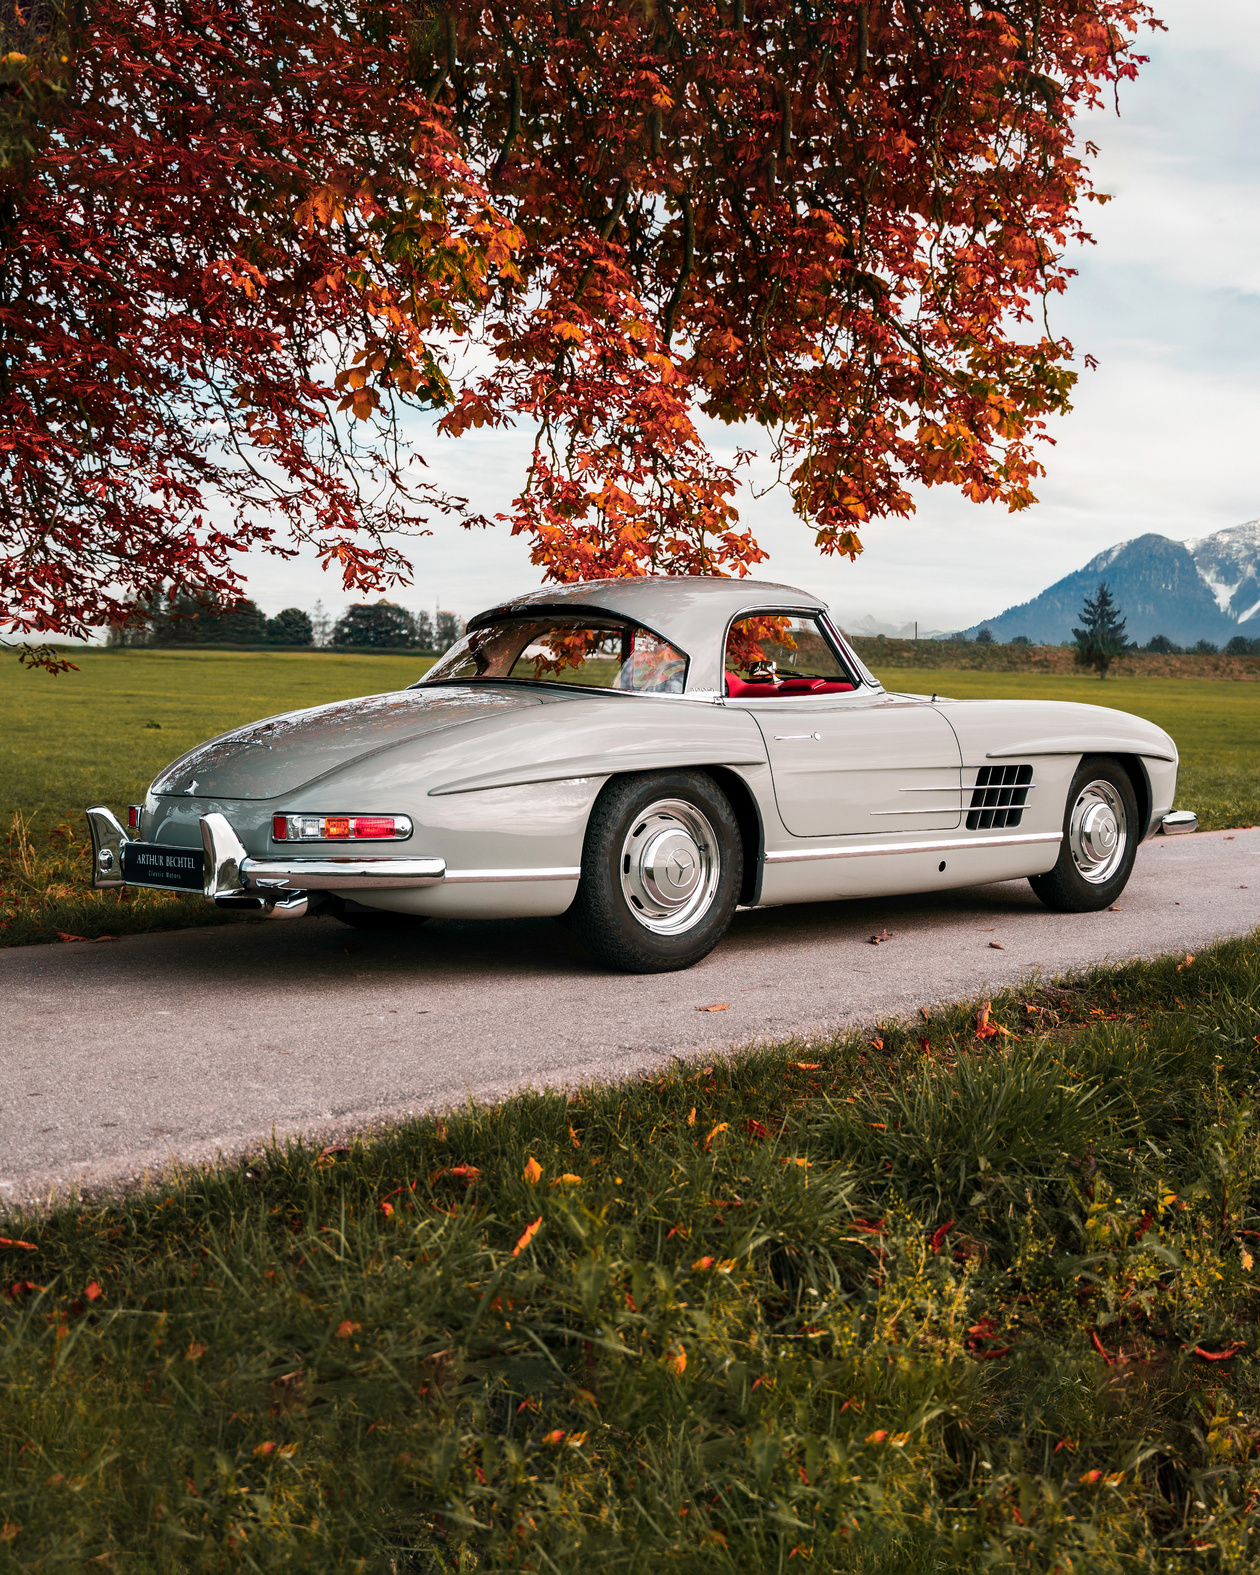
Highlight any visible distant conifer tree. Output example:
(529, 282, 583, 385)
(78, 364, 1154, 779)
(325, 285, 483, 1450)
(1072, 582, 1128, 679)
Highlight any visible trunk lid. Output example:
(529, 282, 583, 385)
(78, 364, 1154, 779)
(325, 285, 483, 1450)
(151, 686, 541, 800)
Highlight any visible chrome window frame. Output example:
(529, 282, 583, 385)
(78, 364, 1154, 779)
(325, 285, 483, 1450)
(412, 607, 691, 698)
(718, 606, 870, 700)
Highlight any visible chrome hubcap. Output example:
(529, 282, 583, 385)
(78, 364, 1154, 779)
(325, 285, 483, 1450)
(1068, 779, 1128, 884)
(619, 798, 720, 935)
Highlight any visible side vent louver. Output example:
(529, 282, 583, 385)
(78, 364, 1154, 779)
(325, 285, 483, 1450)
(967, 764, 1033, 831)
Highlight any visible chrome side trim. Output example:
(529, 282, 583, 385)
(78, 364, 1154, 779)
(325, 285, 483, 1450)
(985, 744, 1177, 763)
(86, 806, 131, 890)
(443, 866, 582, 884)
(764, 831, 1062, 864)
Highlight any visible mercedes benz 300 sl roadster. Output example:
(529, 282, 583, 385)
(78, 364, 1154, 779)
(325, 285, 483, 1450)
(87, 577, 1181, 972)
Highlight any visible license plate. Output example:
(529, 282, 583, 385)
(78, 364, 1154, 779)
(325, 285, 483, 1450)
(122, 841, 205, 892)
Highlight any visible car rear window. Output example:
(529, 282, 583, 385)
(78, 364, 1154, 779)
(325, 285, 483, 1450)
(417, 616, 689, 694)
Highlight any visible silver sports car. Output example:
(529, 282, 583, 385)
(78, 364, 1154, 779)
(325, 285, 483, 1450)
(88, 576, 1184, 972)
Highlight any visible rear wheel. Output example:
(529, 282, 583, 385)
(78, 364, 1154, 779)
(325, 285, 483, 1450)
(1030, 758, 1139, 912)
(568, 771, 742, 973)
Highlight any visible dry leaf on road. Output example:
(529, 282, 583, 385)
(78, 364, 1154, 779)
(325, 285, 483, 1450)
(695, 1003, 729, 1012)
(868, 928, 892, 945)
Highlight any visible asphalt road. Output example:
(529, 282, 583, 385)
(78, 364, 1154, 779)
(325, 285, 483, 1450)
(2, 828, 1257, 1209)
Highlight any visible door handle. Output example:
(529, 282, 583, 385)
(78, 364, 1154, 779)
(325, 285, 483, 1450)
(773, 732, 822, 741)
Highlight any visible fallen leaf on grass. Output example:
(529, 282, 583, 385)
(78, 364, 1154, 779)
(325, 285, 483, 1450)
(0, 1237, 37, 1251)
(695, 1003, 729, 1012)
(744, 1118, 768, 1140)
(335, 1321, 361, 1340)
(0, 1525, 20, 1544)
(254, 1441, 277, 1457)
(1079, 1469, 1103, 1486)
(568, 1124, 581, 1149)
(84, 1281, 102, 1302)
(542, 1429, 566, 1445)
(920, 1006, 931, 1021)
(867, 928, 891, 945)
(988, 941, 1005, 950)
(429, 1165, 480, 1185)
(665, 1346, 687, 1377)
(1193, 1345, 1243, 1361)
(793, 1061, 821, 1070)
(975, 1001, 1012, 1040)
(692, 1256, 716, 1271)
(865, 1430, 889, 1444)
(929, 1219, 955, 1254)
(1177, 954, 1195, 971)
(523, 1157, 542, 1187)
(703, 1122, 729, 1153)
(549, 1173, 581, 1188)
(687, 1107, 696, 1126)
(513, 1216, 543, 1257)
(319, 1144, 350, 1162)
(186, 1342, 208, 1362)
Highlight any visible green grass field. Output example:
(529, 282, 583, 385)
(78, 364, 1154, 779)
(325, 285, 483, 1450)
(0, 651, 1254, 947)
(3, 935, 1260, 1570)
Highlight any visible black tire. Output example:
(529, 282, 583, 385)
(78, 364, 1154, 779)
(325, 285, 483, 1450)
(329, 898, 430, 932)
(1029, 757, 1140, 912)
(568, 771, 743, 973)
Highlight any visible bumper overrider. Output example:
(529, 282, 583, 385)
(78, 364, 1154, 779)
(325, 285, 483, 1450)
(86, 807, 446, 918)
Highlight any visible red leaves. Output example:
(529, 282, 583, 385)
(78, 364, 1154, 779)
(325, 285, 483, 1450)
(0, 1238, 37, 1252)
(967, 1318, 1012, 1361)
(1193, 1345, 1243, 1362)
(3, 0, 1150, 642)
(929, 1219, 955, 1255)
(975, 1001, 1012, 1041)
(743, 1119, 768, 1141)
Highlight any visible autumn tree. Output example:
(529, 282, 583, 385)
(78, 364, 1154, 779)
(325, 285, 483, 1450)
(2, 0, 1159, 660)
(1073, 581, 1128, 679)
(432, 0, 1161, 580)
(0, 0, 519, 659)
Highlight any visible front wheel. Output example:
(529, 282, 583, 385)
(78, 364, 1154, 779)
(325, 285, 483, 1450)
(567, 771, 743, 973)
(1030, 758, 1139, 912)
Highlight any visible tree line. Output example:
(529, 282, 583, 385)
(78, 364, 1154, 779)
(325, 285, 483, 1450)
(106, 594, 465, 652)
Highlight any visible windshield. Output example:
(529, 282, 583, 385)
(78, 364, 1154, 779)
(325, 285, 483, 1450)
(417, 615, 689, 694)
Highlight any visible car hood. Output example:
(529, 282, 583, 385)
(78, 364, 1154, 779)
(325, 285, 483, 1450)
(150, 686, 542, 800)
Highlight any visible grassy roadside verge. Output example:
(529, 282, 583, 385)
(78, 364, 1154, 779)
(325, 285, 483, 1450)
(4, 935, 1260, 1570)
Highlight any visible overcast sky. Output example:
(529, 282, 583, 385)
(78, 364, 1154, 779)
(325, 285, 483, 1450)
(241, 0, 1260, 634)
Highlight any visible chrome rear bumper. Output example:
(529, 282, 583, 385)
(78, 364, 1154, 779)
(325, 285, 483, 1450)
(86, 806, 446, 918)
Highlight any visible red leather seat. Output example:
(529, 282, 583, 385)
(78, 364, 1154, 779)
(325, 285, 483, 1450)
(725, 674, 854, 697)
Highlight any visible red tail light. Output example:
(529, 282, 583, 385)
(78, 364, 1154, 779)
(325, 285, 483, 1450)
(271, 813, 412, 843)
(353, 817, 396, 839)
(127, 805, 142, 830)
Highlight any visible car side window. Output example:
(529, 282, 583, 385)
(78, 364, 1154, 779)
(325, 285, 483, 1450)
(724, 614, 857, 698)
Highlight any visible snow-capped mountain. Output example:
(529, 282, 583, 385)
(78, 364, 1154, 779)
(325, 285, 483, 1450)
(960, 521, 1260, 646)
